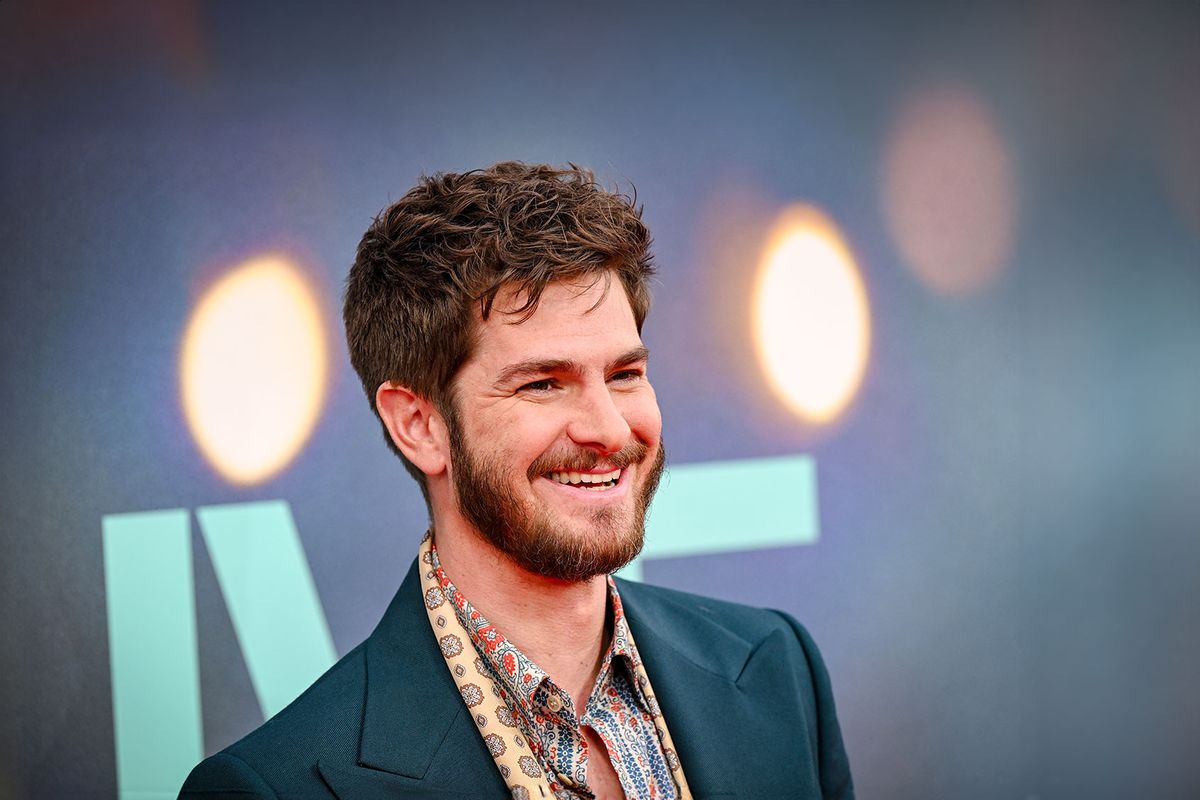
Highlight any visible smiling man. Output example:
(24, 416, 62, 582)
(180, 163, 853, 799)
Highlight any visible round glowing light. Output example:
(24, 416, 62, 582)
(752, 206, 871, 423)
(181, 255, 328, 485)
(883, 83, 1018, 296)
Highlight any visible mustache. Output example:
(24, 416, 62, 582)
(527, 440, 650, 479)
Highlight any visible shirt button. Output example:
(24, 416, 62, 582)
(546, 693, 563, 713)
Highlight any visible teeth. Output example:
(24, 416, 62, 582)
(548, 469, 621, 487)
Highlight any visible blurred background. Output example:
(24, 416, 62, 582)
(2, 1, 1198, 798)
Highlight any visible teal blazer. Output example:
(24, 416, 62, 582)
(180, 559, 854, 799)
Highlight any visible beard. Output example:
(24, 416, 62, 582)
(449, 422, 665, 582)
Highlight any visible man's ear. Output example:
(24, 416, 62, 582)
(375, 382, 449, 477)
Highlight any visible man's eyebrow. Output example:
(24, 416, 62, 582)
(610, 346, 650, 369)
(495, 358, 578, 386)
(494, 346, 650, 387)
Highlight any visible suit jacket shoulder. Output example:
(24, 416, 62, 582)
(615, 578, 854, 799)
(178, 641, 367, 798)
(179, 560, 507, 799)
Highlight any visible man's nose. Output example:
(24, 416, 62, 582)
(566, 383, 631, 455)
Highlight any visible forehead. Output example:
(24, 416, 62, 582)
(469, 277, 642, 369)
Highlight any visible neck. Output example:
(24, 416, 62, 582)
(431, 512, 610, 711)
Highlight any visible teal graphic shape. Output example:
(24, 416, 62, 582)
(102, 508, 203, 800)
(618, 454, 820, 581)
(196, 500, 337, 719)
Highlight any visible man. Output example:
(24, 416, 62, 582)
(180, 162, 853, 799)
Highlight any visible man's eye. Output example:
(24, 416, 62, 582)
(518, 379, 556, 393)
(610, 369, 643, 383)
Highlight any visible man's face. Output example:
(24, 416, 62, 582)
(446, 275, 664, 582)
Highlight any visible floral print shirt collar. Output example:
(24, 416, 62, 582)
(427, 538, 681, 799)
(427, 538, 651, 718)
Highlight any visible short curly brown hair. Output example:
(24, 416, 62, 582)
(344, 161, 655, 499)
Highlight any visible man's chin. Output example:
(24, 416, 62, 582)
(498, 517, 644, 583)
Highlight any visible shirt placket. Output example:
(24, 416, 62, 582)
(530, 679, 591, 797)
(582, 660, 658, 800)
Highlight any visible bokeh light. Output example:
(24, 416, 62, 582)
(181, 255, 328, 485)
(752, 205, 871, 423)
(883, 82, 1018, 296)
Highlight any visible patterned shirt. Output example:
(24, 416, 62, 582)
(428, 541, 679, 799)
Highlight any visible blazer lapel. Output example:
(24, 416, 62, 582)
(319, 559, 509, 798)
(617, 580, 759, 800)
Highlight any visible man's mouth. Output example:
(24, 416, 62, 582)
(546, 468, 622, 490)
